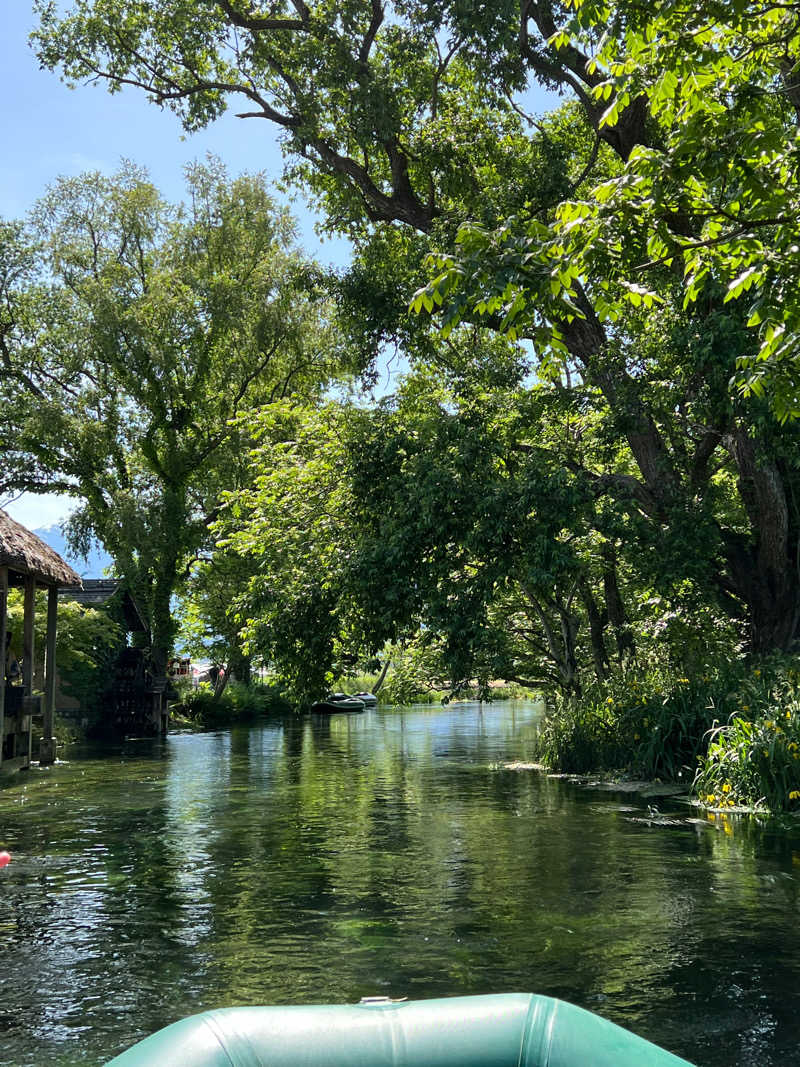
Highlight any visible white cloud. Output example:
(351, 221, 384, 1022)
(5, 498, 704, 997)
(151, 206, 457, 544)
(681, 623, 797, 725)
(1, 492, 79, 531)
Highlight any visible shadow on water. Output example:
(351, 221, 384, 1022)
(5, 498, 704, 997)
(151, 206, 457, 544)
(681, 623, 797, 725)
(1, 701, 800, 1065)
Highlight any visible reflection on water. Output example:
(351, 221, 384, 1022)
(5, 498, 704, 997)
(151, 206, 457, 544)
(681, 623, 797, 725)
(1, 702, 800, 1065)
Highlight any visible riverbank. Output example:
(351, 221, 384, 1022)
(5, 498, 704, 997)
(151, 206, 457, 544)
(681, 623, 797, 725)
(532, 653, 800, 814)
(327, 674, 539, 706)
(169, 679, 292, 729)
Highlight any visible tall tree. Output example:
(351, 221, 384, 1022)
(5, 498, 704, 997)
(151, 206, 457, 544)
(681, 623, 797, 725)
(0, 159, 351, 684)
(33, 0, 800, 654)
(221, 360, 733, 701)
(214, 401, 372, 703)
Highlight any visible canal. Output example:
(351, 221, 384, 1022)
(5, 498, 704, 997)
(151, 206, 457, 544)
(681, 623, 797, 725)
(1, 700, 800, 1065)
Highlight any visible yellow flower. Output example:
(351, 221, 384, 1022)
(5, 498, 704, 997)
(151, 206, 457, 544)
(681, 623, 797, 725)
(722, 783, 731, 794)
(789, 790, 800, 801)
(766, 720, 775, 728)
(606, 697, 614, 706)
(634, 733, 640, 741)
(786, 711, 792, 721)
(742, 705, 750, 711)
(754, 669, 761, 677)
(705, 794, 716, 804)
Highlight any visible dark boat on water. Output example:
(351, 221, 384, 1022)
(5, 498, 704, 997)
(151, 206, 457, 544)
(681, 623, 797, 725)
(310, 693, 366, 713)
(353, 691, 378, 706)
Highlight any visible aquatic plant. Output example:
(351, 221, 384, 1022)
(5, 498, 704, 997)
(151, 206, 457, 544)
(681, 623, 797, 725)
(534, 652, 800, 812)
(694, 668, 800, 812)
(535, 659, 721, 777)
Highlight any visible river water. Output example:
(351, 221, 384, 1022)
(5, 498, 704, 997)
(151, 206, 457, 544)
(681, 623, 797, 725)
(2, 701, 800, 1066)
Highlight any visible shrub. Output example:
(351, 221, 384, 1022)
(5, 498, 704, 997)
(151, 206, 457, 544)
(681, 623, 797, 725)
(175, 680, 291, 728)
(534, 656, 765, 780)
(7, 590, 124, 719)
(534, 694, 626, 774)
(533, 653, 800, 810)
(536, 670, 720, 778)
(694, 664, 800, 811)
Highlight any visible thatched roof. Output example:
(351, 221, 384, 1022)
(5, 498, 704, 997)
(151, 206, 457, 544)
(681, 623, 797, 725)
(0, 509, 82, 587)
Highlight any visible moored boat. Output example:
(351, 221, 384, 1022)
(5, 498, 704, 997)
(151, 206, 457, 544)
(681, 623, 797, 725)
(310, 692, 366, 713)
(107, 993, 695, 1066)
(353, 691, 378, 706)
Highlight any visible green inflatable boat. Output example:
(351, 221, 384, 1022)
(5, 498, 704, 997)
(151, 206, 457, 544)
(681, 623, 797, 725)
(107, 993, 696, 1066)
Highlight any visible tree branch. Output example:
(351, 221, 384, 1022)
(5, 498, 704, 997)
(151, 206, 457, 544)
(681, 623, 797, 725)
(215, 0, 306, 32)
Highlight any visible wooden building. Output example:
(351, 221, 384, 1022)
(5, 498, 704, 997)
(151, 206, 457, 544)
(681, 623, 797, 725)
(59, 578, 146, 635)
(57, 579, 167, 736)
(0, 509, 81, 773)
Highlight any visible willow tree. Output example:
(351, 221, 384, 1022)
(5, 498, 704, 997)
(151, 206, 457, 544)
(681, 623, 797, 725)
(0, 159, 351, 684)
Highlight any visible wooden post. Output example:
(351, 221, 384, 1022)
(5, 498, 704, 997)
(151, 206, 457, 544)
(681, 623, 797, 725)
(23, 576, 35, 697)
(40, 584, 58, 765)
(20, 575, 37, 769)
(0, 566, 7, 769)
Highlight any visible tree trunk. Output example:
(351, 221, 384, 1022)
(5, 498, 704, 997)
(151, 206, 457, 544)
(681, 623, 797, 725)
(372, 656, 391, 694)
(213, 667, 229, 701)
(147, 493, 184, 723)
(557, 600, 582, 696)
(579, 578, 610, 682)
(724, 430, 800, 652)
(524, 584, 583, 695)
(602, 545, 635, 662)
(228, 643, 252, 686)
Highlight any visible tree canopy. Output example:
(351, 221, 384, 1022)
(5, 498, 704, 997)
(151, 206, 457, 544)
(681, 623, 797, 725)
(32, 0, 800, 402)
(25, 0, 800, 689)
(0, 158, 353, 679)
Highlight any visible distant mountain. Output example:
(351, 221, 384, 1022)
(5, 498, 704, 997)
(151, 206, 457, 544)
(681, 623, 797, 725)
(33, 524, 113, 580)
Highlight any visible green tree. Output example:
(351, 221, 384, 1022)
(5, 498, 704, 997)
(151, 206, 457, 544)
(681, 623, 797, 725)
(214, 401, 371, 703)
(178, 549, 261, 692)
(0, 159, 351, 686)
(223, 364, 726, 701)
(7, 590, 123, 715)
(542, 0, 800, 417)
(32, 0, 800, 656)
(32, 0, 540, 235)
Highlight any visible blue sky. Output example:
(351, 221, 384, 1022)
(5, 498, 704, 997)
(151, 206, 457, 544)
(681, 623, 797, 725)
(1, 5, 353, 255)
(2, 4, 555, 533)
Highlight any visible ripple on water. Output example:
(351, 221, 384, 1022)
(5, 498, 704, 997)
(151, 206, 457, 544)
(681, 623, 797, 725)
(2, 704, 800, 1065)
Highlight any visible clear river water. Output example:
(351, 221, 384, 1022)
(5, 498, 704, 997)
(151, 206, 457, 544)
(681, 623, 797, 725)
(2, 700, 800, 1066)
